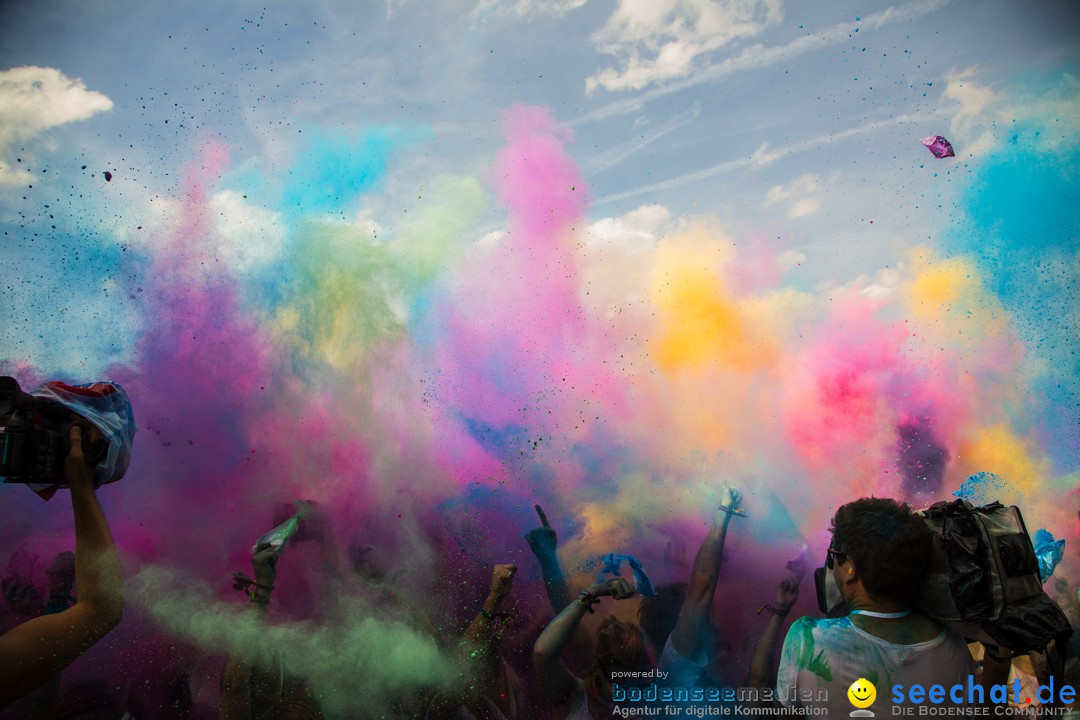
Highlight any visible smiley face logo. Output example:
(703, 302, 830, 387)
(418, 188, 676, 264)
(847, 678, 877, 709)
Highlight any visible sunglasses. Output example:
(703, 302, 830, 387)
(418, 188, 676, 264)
(826, 547, 847, 569)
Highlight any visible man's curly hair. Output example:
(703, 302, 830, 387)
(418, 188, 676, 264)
(830, 497, 932, 605)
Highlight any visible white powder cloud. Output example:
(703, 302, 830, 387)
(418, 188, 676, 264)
(210, 190, 288, 270)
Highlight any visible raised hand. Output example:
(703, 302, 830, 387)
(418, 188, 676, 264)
(64, 425, 95, 490)
(525, 504, 558, 558)
(717, 486, 745, 520)
(490, 564, 517, 604)
(589, 577, 635, 600)
(775, 575, 800, 611)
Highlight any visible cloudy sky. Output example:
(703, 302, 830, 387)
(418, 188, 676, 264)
(1, 0, 1078, 371)
(0, 0, 1078, 598)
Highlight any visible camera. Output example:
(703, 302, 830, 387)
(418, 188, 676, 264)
(0, 376, 106, 483)
(0, 376, 134, 491)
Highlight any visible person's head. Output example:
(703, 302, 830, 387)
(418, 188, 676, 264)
(592, 616, 649, 695)
(637, 583, 685, 656)
(829, 497, 931, 607)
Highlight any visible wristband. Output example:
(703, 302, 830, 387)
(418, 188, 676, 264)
(576, 590, 599, 614)
(479, 608, 494, 621)
(756, 604, 790, 617)
(718, 505, 747, 517)
(233, 571, 273, 604)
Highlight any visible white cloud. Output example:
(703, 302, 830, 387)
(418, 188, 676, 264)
(940, 67, 998, 158)
(586, 0, 783, 93)
(763, 172, 818, 205)
(572, 0, 951, 124)
(786, 197, 820, 219)
(1013, 73, 1080, 154)
(940, 68, 1080, 159)
(0, 66, 113, 185)
(595, 111, 935, 207)
(824, 267, 903, 303)
(474, 0, 588, 18)
(582, 102, 701, 175)
(764, 173, 821, 219)
(585, 203, 671, 247)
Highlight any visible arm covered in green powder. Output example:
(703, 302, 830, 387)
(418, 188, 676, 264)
(0, 425, 124, 710)
(670, 487, 740, 662)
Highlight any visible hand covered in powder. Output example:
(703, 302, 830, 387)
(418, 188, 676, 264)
(490, 564, 517, 604)
(716, 486, 743, 522)
(525, 504, 558, 558)
(774, 575, 800, 613)
(588, 577, 635, 601)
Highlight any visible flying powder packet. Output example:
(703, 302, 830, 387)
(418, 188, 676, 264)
(1033, 529, 1065, 583)
(24, 380, 137, 500)
(252, 515, 301, 556)
(593, 552, 656, 596)
(921, 135, 955, 158)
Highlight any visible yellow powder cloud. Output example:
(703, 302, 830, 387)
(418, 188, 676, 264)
(957, 424, 1050, 495)
(649, 222, 777, 372)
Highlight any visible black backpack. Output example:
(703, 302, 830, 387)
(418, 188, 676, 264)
(916, 499, 1072, 665)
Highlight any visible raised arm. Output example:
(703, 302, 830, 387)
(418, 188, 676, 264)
(525, 504, 572, 613)
(0, 425, 124, 709)
(427, 564, 517, 720)
(534, 578, 635, 706)
(748, 575, 800, 688)
(462, 564, 516, 655)
(669, 487, 740, 661)
(219, 545, 277, 720)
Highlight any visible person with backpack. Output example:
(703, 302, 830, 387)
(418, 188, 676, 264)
(775, 497, 1010, 713)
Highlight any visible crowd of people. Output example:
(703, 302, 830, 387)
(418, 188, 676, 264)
(0, 427, 1077, 720)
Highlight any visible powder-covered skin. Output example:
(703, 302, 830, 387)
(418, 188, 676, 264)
(1, 88, 1077, 713)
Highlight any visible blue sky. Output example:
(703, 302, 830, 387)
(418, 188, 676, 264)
(1, 0, 1078, 373)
